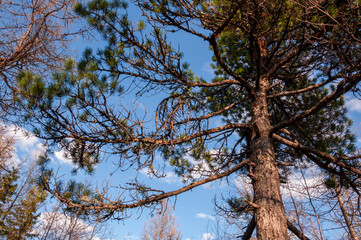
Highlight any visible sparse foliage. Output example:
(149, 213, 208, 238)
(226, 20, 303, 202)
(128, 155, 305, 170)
(0, 0, 86, 117)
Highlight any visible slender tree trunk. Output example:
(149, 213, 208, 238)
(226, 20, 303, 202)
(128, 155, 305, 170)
(250, 77, 288, 240)
(335, 184, 359, 240)
(349, 199, 361, 236)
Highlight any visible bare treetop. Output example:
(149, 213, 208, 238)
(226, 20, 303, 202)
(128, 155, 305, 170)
(0, 0, 88, 118)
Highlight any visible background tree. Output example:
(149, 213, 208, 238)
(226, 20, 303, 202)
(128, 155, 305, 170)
(0, 125, 111, 240)
(15, 0, 361, 239)
(0, 125, 47, 239)
(141, 202, 181, 240)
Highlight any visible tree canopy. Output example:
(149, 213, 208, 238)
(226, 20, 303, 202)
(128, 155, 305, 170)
(15, 0, 361, 239)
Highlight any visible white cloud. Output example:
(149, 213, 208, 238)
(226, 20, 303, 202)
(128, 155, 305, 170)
(4, 125, 46, 166)
(233, 174, 253, 193)
(346, 98, 361, 112)
(280, 165, 326, 200)
(53, 149, 74, 165)
(162, 171, 180, 184)
(8, 126, 40, 149)
(201, 233, 215, 240)
(196, 213, 215, 221)
(0, 124, 81, 168)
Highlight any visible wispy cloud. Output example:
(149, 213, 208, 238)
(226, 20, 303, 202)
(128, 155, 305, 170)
(124, 234, 138, 240)
(162, 171, 180, 184)
(53, 149, 74, 165)
(3, 124, 79, 167)
(5, 125, 46, 165)
(346, 98, 361, 112)
(234, 163, 327, 200)
(233, 174, 252, 192)
(139, 168, 181, 184)
(196, 213, 215, 221)
(202, 62, 215, 78)
(201, 233, 215, 240)
(34, 212, 102, 240)
(280, 164, 326, 200)
(7, 126, 41, 150)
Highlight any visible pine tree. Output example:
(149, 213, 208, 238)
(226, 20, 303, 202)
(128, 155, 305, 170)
(15, 0, 361, 239)
(0, 126, 47, 239)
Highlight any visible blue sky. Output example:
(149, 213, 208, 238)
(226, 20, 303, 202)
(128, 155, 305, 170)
(8, 5, 236, 237)
(12, 6, 224, 238)
(61, 22, 226, 239)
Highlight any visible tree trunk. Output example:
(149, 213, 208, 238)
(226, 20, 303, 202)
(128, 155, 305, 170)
(335, 184, 359, 240)
(250, 77, 288, 240)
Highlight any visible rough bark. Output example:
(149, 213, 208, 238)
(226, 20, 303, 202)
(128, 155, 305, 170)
(251, 77, 288, 239)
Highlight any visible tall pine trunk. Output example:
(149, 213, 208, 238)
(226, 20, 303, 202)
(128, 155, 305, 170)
(250, 77, 288, 239)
